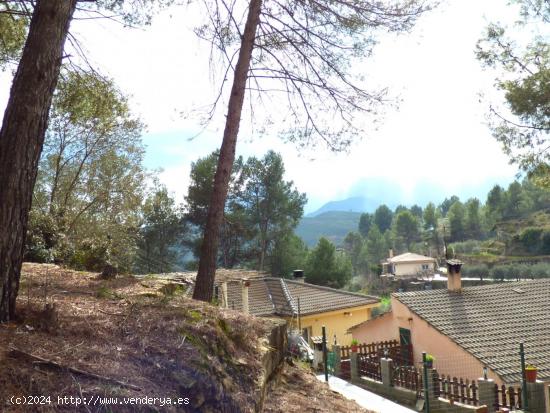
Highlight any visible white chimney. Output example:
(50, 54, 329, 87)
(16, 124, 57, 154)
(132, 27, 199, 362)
(241, 279, 250, 314)
(389, 248, 394, 259)
(447, 259, 463, 292)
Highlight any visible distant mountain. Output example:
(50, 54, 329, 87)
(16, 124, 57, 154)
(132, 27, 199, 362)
(306, 177, 516, 217)
(307, 197, 382, 217)
(296, 211, 362, 247)
(298, 177, 517, 247)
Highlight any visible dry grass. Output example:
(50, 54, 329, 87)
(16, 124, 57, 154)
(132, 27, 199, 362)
(0, 263, 274, 412)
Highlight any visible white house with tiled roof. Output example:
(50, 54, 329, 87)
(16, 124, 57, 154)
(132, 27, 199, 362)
(381, 250, 437, 278)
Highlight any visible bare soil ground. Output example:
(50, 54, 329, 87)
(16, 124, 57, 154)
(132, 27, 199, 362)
(264, 361, 372, 413)
(0, 263, 370, 412)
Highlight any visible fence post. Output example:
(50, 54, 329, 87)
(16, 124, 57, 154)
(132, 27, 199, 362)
(322, 326, 328, 382)
(526, 381, 546, 413)
(350, 352, 359, 382)
(520, 342, 529, 412)
(423, 352, 430, 413)
(333, 344, 341, 377)
(477, 377, 496, 413)
(381, 357, 393, 387)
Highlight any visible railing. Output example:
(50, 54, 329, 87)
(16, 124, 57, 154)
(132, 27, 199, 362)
(340, 339, 400, 359)
(340, 359, 351, 380)
(393, 366, 422, 396)
(434, 374, 478, 406)
(494, 384, 522, 411)
(359, 354, 382, 381)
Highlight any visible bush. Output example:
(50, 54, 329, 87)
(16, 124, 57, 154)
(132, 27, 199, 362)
(69, 239, 109, 271)
(530, 262, 550, 279)
(541, 231, 550, 254)
(449, 240, 482, 255)
(490, 265, 510, 281)
(462, 263, 489, 279)
(519, 227, 543, 253)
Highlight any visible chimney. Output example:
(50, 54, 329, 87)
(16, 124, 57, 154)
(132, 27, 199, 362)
(221, 282, 228, 309)
(389, 248, 394, 259)
(446, 259, 463, 292)
(293, 269, 305, 283)
(241, 279, 250, 314)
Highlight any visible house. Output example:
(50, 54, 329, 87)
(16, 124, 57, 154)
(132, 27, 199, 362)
(349, 260, 550, 385)
(183, 269, 380, 345)
(381, 250, 437, 278)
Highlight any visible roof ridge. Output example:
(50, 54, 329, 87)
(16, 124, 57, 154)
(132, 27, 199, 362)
(262, 278, 277, 313)
(279, 278, 297, 315)
(393, 278, 550, 299)
(278, 277, 380, 301)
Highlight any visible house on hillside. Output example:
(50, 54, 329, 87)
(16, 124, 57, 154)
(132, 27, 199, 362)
(381, 250, 437, 279)
(349, 260, 550, 385)
(184, 269, 380, 345)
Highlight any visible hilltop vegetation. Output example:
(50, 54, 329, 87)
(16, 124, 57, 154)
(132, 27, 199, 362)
(296, 211, 362, 247)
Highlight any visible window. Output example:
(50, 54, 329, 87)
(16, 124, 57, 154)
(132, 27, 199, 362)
(421, 264, 430, 270)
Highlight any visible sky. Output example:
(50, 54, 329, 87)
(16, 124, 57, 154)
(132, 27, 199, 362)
(0, 0, 525, 214)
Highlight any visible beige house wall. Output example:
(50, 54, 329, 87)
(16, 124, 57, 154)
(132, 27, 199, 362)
(393, 261, 435, 277)
(290, 304, 377, 346)
(351, 297, 504, 385)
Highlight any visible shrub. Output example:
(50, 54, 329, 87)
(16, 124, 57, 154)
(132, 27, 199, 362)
(462, 263, 489, 279)
(449, 240, 482, 255)
(519, 227, 543, 253)
(530, 262, 550, 279)
(541, 231, 550, 254)
(490, 265, 509, 281)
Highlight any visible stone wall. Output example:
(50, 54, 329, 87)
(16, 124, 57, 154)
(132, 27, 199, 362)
(254, 318, 287, 412)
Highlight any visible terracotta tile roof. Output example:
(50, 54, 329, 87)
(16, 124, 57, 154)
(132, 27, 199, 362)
(394, 280, 550, 384)
(223, 277, 379, 317)
(282, 279, 379, 316)
(386, 252, 436, 263)
(167, 269, 379, 318)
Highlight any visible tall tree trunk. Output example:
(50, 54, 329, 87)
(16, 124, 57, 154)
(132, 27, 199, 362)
(193, 0, 262, 302)
(0, 0, 77, 322)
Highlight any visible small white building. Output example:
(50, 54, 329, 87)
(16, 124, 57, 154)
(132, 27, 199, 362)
(381, 251, 436, 279)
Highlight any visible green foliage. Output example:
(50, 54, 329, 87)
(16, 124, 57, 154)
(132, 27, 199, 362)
(447, 201, 466, 242)
(358, 225, 387, 275)
(394, 210, 419, 249)
(374, 205, 393, 233)
(185, 150, 306, 272)
(135, 183, 186, 273)
(343, 231, 364, 275)
(465, 198, 483, 240)
(270, 234, 308, 278)
(488, 262, 550, 280)
(461, 263, 489, 280)
(476, 3, 550, 178)
(358, 213, 373, 237)
(371, 296, 391, 318)
(241, 151, 307, 270)
(519, 227, 544, 252)
(423, 202, 437, 230)
(449, 240, 485, 255)
(296, 211, 362, 247)
(439, 196, 460, 216)
(305, 237, 352, 288)
(0, 4, 27, 67)
(27, 70, 146, 272)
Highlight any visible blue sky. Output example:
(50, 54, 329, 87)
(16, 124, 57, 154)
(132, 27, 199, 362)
(0, 0, 526, 214)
